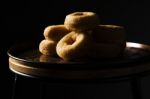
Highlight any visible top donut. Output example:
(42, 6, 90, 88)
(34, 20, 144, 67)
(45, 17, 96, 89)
(64, 12, 100, 32)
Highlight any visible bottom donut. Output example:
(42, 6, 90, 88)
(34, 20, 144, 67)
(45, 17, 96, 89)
(39, 39, 57, 56)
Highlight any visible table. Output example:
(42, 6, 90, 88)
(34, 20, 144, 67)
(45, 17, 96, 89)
(8, 42, 150, 99)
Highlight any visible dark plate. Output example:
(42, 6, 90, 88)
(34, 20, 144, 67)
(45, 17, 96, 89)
(7, 42, 150, 70)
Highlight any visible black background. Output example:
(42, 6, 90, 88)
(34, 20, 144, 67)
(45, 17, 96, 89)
(1, 0, 150, 99)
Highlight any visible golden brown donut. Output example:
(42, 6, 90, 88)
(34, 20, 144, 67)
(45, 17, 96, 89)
(44, 25, 70, 41)
(56, 31, 92, 60)
(64, 12, 100, 32)
(39, 39, 57, 56)
(90, 25, 126, 58)
(92, 25, 126, 44)
(92, 25, 126, 51)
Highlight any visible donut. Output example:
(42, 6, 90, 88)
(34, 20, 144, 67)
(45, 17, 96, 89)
(92, 25, 126, 44)
(90, 25, 126, 58)
(39, 39, 57, 56)
(44, 25, 70, 41)
(56, 31, 92, 60)
(92, 25, 126, 51)
(64, 12, 100, 32)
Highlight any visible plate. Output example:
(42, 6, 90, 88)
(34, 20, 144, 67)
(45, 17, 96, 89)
(8, 42, 150, 80)
(8, 42, 150, 69)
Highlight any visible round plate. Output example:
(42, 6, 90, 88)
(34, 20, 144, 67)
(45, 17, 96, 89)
(8, 42, 150, 80)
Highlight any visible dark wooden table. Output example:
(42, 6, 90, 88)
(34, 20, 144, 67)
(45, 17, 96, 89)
(8, 42, 150, 99)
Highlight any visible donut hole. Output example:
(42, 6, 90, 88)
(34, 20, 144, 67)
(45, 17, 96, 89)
(73, 12, 84, 16)
(66, 37, 75, 45)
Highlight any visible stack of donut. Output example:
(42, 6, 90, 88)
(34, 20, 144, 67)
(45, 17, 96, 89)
(39, 25, 70, 56)
(39, 12, 126, 60)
